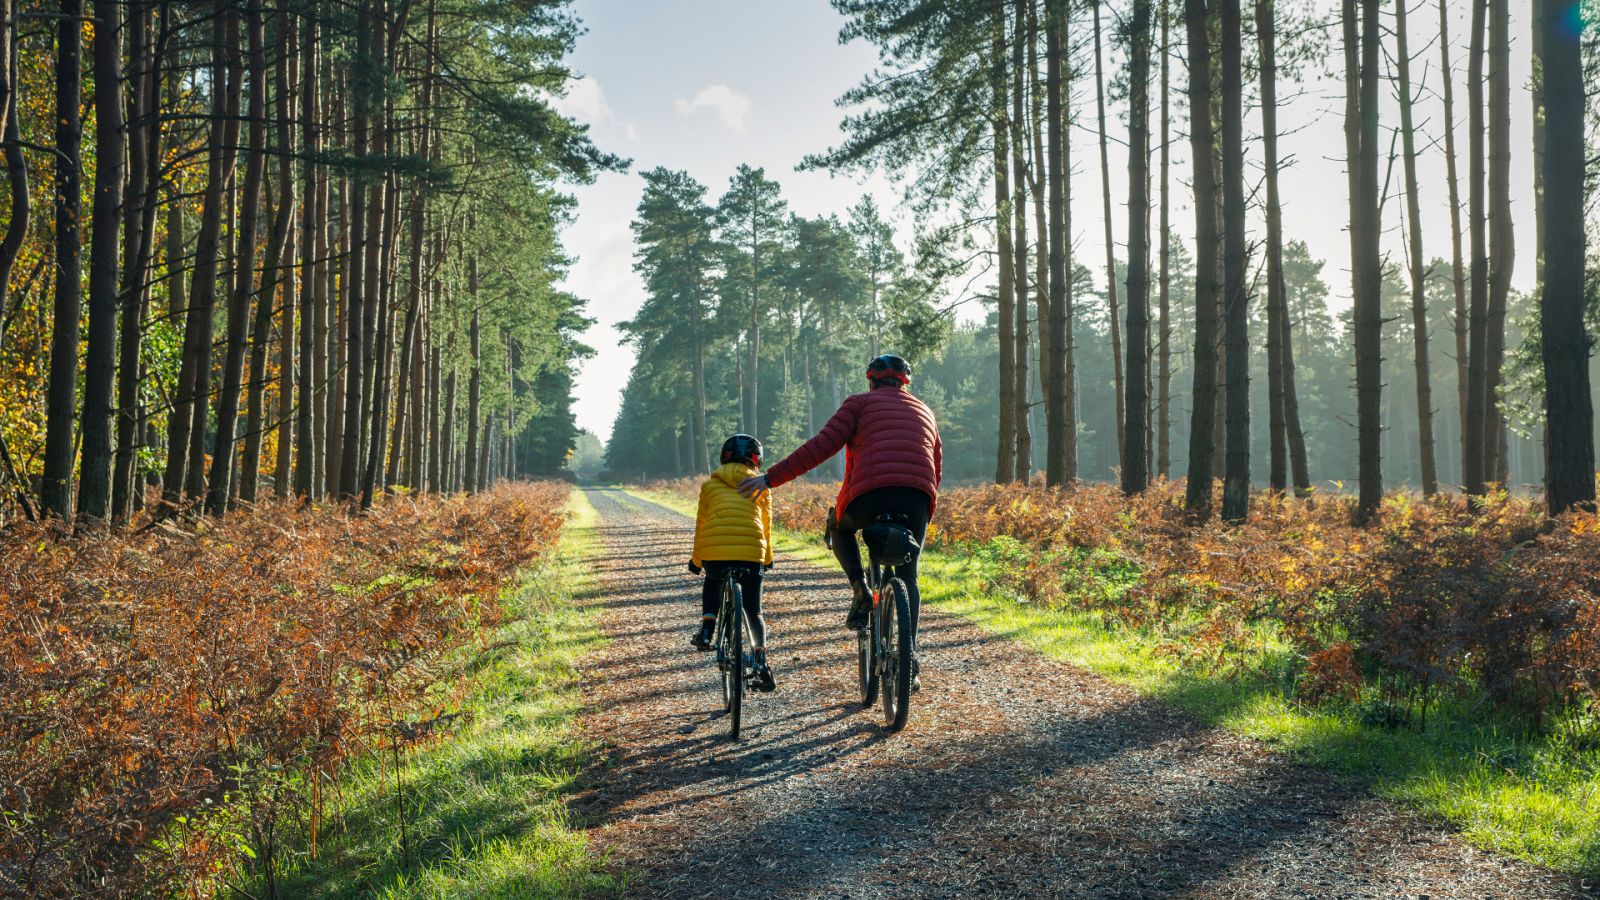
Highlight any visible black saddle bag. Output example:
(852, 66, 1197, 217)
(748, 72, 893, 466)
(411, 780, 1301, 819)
(861, 523, 920, 567)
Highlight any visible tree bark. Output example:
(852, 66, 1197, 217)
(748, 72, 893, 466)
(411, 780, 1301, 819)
(206, 1, 268, 515)
(993, 0, 1017, 485)
(1258, 0, 1287, 493)
(112, 2, 159, 521)
(1437, 0, 1469, 465)
(1347, 0, 1384, 521)
(245, 13, 297, 502)
(1011, 0, 1032, 481)
(76, 0, 126, 520)
(1182, 0, 1221, 521)
(1030, 0, 1056, 438)
(1044, 0, 1070, 487)
(1462, 0, 1489, 494)
(1395, 0, 1438, 496)
(1093, 0, 1126, 470)
(1123, 0, 1151, 495)
(339, 6, 371, 498)
(41, 0, 85, 519)
(1218, 0, 1249, 522)
(1540, 0, 1595, 514)
(1157, 0, 1171, 479)
(0, 0, 26, 336)
(464, 264, 482, 494)
(169, 10, 241, 503)
(295, 16, 320, 498)
(1484, 0, 1513, 486)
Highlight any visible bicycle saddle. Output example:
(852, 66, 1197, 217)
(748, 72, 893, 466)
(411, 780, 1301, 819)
(862, 522, 919, 567)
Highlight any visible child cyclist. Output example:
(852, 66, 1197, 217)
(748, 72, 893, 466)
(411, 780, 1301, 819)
(688, 434, 776, 692)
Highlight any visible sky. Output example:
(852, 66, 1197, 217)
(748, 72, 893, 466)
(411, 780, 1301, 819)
(554, 0, 1539, 444)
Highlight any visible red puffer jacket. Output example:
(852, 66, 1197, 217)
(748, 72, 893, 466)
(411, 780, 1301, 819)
(765, 385, 942, 515)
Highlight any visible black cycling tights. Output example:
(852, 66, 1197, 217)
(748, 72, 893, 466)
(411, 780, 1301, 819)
(700, 564, 766, 649)
(829, 486, 931, 639)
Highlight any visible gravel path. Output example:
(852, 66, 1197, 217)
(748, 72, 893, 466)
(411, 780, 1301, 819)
(571, 487, 1585, 899)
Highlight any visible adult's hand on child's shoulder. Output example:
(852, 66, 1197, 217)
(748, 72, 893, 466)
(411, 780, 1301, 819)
(737, 474, 769, 498)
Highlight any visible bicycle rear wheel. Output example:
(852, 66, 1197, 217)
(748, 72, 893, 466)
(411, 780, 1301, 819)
(879, 577, 913, 732)
(721, 580, 745, 740)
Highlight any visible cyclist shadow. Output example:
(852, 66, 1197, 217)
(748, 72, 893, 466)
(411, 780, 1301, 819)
(574, 701, 885, 825)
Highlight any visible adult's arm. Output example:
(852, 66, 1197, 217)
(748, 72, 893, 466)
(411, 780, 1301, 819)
(933, 430, 943, 489)
(765, 396, 859, 488)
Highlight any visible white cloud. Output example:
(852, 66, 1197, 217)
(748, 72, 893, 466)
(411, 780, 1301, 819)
(674, 84, 752, 133)
(550, 76, 638, 142)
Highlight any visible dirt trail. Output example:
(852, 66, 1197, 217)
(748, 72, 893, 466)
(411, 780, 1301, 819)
(572, 488, 1581, 899)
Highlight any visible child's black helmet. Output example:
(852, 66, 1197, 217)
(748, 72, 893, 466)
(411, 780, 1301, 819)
(720, 434, 763, 466)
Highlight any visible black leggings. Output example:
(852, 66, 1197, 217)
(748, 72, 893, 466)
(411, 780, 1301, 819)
(700, 563, 766, 649)
(830, 486, 931, 638)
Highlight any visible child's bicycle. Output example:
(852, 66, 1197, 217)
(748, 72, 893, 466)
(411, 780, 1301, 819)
(827, 508, 919, 733)
(709, 562, 762, 740)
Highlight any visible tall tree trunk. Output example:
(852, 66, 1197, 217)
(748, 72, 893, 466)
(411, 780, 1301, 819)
(1123, 0, 1151, 495)
(1462, 0, 1489, 494)
(41, 0, 85, 519)
(1531, 0, 1545, 286)
(169, 10, 241, 503)
(1183, 0, 1221, 521)
(993, 0, 1017, 484)
(1438, 0, 1469, 465)
(1093, 0, 1125, 469)
(1027, 0, 1052, 439)
(1395, 0, 1437, 496)
(0, 0, 26, 331)
(1011, 0, 1032, 480)
(1157, 0, 1172, 479)
(339, 8, 371, 498)
(295, 15, 320, 498)
(1044, 0, 1070, 487)
(1219, 0, 1249, 522)
(1540, 0, 1595, 514)
(1484, 0, 1513, 486)
(1347, 0, 1384, 522)
(246, 15, 297, 502)
(76, 0, 126, 520)
(362, 174, 397, 506)
(206, 1, 267, 516)
(464, 266, 481, 494)
(113, 3, 158, 521)
(1258, 0, 1287, 493)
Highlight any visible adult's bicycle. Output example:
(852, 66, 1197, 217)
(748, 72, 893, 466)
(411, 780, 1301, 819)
(830, 511, 919, 732)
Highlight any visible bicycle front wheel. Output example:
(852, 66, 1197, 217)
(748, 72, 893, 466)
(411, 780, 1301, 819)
(857, 606, 879, 707)
(879, 577, 913, 732)
(722, 580, 745, 740)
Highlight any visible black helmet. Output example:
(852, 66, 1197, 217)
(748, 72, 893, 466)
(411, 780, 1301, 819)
(720, 433, 763, 466)
(866, 354, 911, 384)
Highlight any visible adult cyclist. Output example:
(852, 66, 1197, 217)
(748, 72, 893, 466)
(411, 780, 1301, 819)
(738, 354, 941, 686)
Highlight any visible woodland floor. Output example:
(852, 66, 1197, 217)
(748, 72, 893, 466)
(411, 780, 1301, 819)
(570, 487, 1586, 899)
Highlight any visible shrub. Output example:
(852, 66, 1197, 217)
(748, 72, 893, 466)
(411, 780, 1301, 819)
(0, 483, 570, 897)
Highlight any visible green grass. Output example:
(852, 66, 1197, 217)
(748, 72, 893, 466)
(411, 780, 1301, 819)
(267, 489, 621, 898)
(629, 486, 1600, 879)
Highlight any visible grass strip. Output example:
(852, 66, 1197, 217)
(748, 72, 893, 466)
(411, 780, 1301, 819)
(628, 486, 1599, 879)
(270, 490, 620, 898)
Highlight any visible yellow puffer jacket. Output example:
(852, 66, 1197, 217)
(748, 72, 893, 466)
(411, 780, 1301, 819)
(691, 462, 773, 567)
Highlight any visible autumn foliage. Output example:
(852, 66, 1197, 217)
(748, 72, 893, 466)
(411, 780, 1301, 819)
(0, 482, 571, 897)
(653, 477, 1600, 726)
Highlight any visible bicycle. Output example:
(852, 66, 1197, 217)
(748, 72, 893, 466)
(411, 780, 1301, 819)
(709, 562, 761, 740)
(828, 509, 919, 732)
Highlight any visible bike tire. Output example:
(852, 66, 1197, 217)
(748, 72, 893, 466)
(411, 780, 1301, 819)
(724, 580, 744, 740)
(857, 611, 879, 707)
(880, 577, 913, 732)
